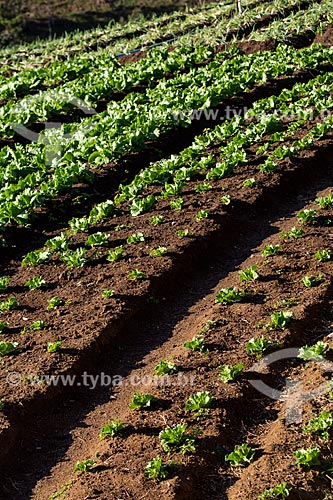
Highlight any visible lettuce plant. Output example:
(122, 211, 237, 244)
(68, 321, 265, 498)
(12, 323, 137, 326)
(127, 232, 144, 244)
(215, 287, 245, 305)
(185, 391, 214, 417)
(170, 198, 184, 210)
(195, 210, 209, 221)
(293, 447, 321, 467)
(25, 276, 47, 290)
(129, 393, 157, 410)
(258, 482, 290, 499)
(246, 335, 281, 357)
(151, 215, 164, 226)
(218, 363, 244, 383)
(0, 297, 19, 311)
(314, 249, 330, 262)
(106, 246, 123, 262)
(303, 411, 333, 438)
(297, 209, 316, 225)
(86, 232, 110, 247)
(262, 244, 280, 257)
(155, 360, 178, 375)
(31, 320, 47, 331)
(47, 296, 63, 309)
(0, 277, 10, 291)
(101, 289, 115, 298)
(144, 456, 178, 480)
(0, 341, 19, 356)
(298, 341, 328, 361)
(225, 443, 254, 466)
(73, 459, 96, 473)
(47, 341, 63, 353)
(316, 193, 333, 209)
(159, 423, 197, 454)
(301, 275, 324, 288)
(150, 246, 167, 257)
(99, 419, 124, 439)
(239, 265, 259, 282)
(280, 227, 304, 240)
(128, 269, 147, 280)
(184, 336, 207, 354)
(22, 250, 51, 266)
(0, 321, 8, 334)
(60, 248, 87, 268)
(265, 311, 293, 330)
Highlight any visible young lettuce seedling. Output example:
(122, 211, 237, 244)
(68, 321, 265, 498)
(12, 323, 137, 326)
(215, 287, 245, 305)
(220, 195, 231, 205)
(280, 227, 304, 240)
(314, 249, 330, 262)
(47, 296, 63, 309)
(242, 178, 258, 188)
(151, 215, 165, 226)
(293, 447, 321, 467)
(239, 265, 259, 282)
(0, 321, 8, 333)
(301, 275, 324, 288)
(159, 423, 197, 454)
(195, 182, 212, 193)
(297, 209, 317, 225)
(99, 419, 124, 439)
(265, 311, 293, 330)
(185, 391, 214, 417)
(225, 443, 255, 467)
(0, 297, 19, 311)
(0, 277, 10, 291)
(60, 248, 87, 268)
(184, 336, 208, 355)
(86, 232, 110, 247)
(150, 247, 167, 257)
(106, 246, 124, 262)
(195, 210, 209, 222)
(144, 456, 178, 480)
(127, 232, 144, 245)
(303, 411, 333, 438)
(129, 392, 157, 410)
(298, 341, 329, 361)
(101, 289, 115, 298)
(246, 335, 281, 358)
(128, 269, 147, 280)
(130, 194, 156, 216)
(316, 192, 333, 209)
(47, 341, 63, 353)
(73, 459, 96, 473)
(22, 250, 51, 266)
(170, 198, 184, 210)
(218, 363, 244, 383)
(155, 360, 178, 376)
(177, 229, 194, 238)
(25, 276, 47, 290)
(262, 245, 280, 257)
(30, 320, 47, 331)
(0, 341, 19, 356)
(258, 482, 291, 499)
(45, 233, 69, 253)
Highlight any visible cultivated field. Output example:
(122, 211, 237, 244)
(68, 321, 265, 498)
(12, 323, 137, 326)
(1, 1, 333, 499)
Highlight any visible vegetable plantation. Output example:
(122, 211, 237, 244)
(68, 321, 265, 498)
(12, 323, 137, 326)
(1, 0, 333, 499)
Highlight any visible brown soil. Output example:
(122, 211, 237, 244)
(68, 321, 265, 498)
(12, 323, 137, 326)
(314, 23, 333, 46)
(1, 12, 333, 500)
(1, 117, 333, 500)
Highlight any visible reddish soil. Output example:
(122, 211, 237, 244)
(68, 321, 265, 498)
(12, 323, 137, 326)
(1, 16, 333, 500)
(1, 119, 333, 500)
